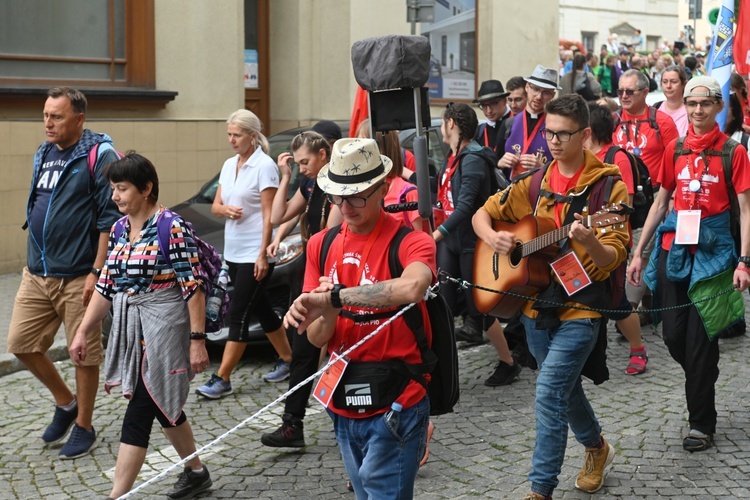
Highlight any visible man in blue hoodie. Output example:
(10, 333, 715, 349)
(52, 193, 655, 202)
(7, 87, 120, 459)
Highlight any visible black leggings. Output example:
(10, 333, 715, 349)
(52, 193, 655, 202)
(121, 371, 187, 448)
(227, 261, 283, 342)
(283, 330, 322, 419)
(437, 236, 492, 330)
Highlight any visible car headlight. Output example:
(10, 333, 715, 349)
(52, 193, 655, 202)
(276, 234, 304, 265)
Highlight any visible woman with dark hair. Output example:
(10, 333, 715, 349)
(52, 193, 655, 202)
(70, 152, 213, 499)
(656, 65, 688, 135)
(436, 102, 521, 386)
(196, 109, 293, 398)
(560, 53, 601, 101)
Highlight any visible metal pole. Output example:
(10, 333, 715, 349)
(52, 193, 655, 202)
(412, 88, 432, 230)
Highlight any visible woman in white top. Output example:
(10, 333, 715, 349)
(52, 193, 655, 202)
(196, 110, 293, 399)
(657, 65, 689, 136)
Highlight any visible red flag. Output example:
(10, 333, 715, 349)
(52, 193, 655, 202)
(348, 86, 369, 138)
(736, 3, 750, 75)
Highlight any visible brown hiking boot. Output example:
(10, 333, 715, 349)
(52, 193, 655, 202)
(575, 436, 615, 493)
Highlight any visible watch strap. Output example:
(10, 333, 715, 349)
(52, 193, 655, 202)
(330, 284, 346, 309)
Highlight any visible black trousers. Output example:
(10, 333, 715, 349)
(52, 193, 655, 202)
(283, 330, 322, 420)
(436, 235, 491, 329)
(121, 370, 187, 448)
(227, 261, 283, 342)
(657, 251, 719, 434)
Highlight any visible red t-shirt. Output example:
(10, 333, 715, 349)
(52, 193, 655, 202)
(595, 147, 635, 195)
(658, 133, 750, 250)
(611, 107, 679, 182)
(303, 212, 437, 418)
(548, 163, 584, 228)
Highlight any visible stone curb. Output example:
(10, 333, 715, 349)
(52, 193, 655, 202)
(0, 342, 69, 378)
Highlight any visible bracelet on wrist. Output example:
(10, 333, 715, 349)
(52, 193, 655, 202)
(736, 266, 750, 276)
(190, 332, 207, 340)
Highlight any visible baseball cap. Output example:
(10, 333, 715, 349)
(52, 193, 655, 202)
(684, 76, 722, 99)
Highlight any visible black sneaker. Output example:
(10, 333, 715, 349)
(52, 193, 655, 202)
(484, 360, 522, 387)
(261, 416, 305, 448)
(167, 466, 212, 499)
(42, 402, 78, 444)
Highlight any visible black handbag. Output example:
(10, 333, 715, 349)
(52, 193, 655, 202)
(332, 361, 411, 412)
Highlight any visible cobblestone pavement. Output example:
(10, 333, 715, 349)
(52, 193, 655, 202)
(1, 270, 749, 498)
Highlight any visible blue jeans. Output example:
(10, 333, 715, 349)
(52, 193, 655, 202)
(520, 315, 603, 497)
(328, 396, 430, 499)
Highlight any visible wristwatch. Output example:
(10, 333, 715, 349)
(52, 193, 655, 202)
(91, 267, 102, 276)
(739, 256, 750, 267)
(330, 284, 346, 309)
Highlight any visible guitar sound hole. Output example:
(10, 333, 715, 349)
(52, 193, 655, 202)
(509, 243, 523, 267)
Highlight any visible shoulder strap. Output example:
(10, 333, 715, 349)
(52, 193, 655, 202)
(613, 111, 623, 125)
(603, 145, 619, 165)
(673, 136, 688, 163)
(112, 216, 128, 242)
(87, 143, 100, 179)
(156, 210, 181, 268)
(527, 162, 551, 214)
(648, 106, 661, 142)
(319, 224, 342, 274)
(722, 137, 740, 201)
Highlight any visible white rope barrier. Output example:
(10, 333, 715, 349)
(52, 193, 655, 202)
(117, 299, 420, 499)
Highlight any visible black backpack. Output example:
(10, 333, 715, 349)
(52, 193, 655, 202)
(319, 224, 459, 416)
(603, 145, 654, 229)
(673, 136, 741, 247)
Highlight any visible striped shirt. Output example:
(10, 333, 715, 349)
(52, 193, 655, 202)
(96, 207, 202, 301)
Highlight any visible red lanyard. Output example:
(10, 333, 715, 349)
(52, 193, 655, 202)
(438, 153, 461, 212)
(522, 113, 545, 155)
(482, 125, 490, 147)
(336, 212, 385, 289)
(688, 152, 709, 209)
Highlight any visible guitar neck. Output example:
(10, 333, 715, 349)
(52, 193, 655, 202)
(521, 219, 584, 257)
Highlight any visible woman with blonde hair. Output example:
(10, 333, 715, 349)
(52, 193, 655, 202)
(196, 109, 293, 399)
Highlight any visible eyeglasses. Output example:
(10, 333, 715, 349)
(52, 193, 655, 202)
(616, 88, 646, 97)
(527, 84, 556, 98)
(507, 97, 525, 104)
(541, 127, 585, 142)
(326, 182, 384, 208)
(478, 99, 502, 110)
(684, 100, 718, 109)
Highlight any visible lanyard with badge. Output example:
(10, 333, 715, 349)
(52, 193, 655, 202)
(675, 151, 707, 245)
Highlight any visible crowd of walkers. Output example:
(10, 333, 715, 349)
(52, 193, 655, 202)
(8, 45, 750, 498)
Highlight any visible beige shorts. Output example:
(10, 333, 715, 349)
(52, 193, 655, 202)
(7, 267, 103, 365)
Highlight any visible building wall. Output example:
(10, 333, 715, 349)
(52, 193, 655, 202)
(559, 0, 679, 53)
(0, 1, 245, 273)
(0, 0, 562, 273)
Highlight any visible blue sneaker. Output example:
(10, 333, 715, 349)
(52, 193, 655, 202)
(59, 424, 97, 459)
(263, 360, 291, 382)
(42, 403, 78, 444)
(195, 373, 233, 399)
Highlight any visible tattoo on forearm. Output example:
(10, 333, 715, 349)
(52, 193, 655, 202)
(341, 282, 394, 308)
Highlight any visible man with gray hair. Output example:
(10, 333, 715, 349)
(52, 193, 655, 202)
(612, 69, 679, 325)
(7, 87, 120, 459)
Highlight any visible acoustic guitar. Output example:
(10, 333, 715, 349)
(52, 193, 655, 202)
(473, 203, 632, 319)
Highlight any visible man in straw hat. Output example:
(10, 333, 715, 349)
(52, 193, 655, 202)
(284, 138, 437, 498)
(499, 65, 560, 180)
(628, 76, 750, 453)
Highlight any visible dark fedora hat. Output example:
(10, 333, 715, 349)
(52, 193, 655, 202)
(473, 80, 510, 103)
